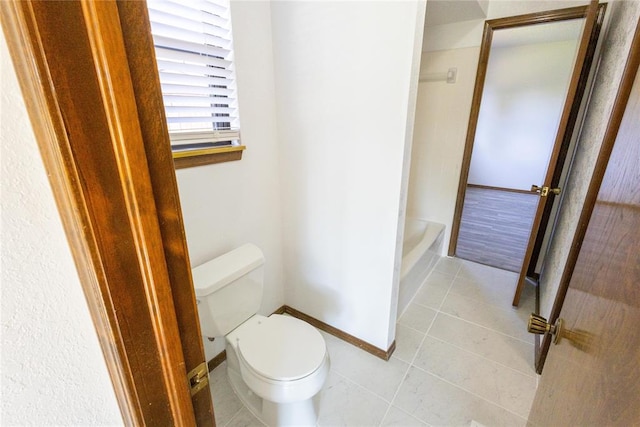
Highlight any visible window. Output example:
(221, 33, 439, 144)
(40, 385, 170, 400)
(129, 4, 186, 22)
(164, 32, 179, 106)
(147, 0, 244, 167)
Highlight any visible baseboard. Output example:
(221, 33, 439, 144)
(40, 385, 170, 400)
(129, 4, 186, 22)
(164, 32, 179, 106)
(272, 305, 287, 315)
(207, 349, 226, 372)
(207, 305, 395, 372)
(467, 183, 534, 195)
(281, 305, 395, 361)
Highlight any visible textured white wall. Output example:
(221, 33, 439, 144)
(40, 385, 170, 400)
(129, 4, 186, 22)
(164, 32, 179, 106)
(468, 39, 578, 190)
(272, 1, 426, 350)
(175, 1, 285, 360)
(0, 32, 123, 425)
(539, 0, 640, 319)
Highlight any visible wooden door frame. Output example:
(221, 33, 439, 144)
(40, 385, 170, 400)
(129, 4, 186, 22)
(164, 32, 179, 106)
(447, 5, 604, 278)
(535, 15, 640, 375)
(1, 1, 214, 425)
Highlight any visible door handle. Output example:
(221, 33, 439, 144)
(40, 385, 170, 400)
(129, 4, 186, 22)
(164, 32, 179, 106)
(531, 185, 561, 197)
(528, 313, 593, 350)
(528, 313, 564, 344)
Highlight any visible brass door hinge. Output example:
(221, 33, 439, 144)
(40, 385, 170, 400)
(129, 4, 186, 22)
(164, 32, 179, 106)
(187, 362, 209, 396)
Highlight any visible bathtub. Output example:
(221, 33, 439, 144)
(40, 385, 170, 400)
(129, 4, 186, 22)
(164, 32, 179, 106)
(398, 218, 445, 317)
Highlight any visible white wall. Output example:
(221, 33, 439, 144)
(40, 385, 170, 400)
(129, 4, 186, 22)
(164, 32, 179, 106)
(272, 1, 426, 351)
(0, 33, 123, 425)
(468, 39, 578, 190)
(407, 47, 480, 255)
(175, 0, 284, 360)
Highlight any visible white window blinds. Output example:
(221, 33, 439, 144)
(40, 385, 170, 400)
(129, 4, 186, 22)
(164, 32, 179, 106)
(147, 0, 240, 150)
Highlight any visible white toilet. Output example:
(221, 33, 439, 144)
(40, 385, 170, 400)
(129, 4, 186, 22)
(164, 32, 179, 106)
(192, 244, 330, 427)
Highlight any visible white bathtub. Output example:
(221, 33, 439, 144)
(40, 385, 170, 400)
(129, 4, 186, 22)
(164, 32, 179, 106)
(398, 218, 445, 317)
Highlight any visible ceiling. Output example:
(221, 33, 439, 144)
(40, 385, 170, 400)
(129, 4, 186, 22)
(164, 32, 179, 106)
(424, 0, 489, 27)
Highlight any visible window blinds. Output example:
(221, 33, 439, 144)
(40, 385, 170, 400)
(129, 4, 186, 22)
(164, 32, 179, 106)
(147, 0, 240, 149)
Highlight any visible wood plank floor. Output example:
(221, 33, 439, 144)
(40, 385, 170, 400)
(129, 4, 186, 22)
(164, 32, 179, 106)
(456, 187, 539, 272)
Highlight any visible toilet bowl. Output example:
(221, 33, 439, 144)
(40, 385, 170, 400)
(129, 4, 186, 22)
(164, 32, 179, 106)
(192, 244, 330, 426)
(226, 314, 329, 426)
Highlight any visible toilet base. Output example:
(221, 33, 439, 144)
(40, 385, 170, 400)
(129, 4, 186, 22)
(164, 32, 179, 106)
(262, 394, 320, 427)
(227, 365, 320, 427)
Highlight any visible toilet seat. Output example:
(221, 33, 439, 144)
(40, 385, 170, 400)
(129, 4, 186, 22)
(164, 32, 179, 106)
(230, 314, 330, 404)
(236, 314, 327, 381)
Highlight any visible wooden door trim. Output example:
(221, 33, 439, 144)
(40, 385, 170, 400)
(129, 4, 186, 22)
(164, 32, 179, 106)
(115, 2, 215, 423)
(535, 16, 640, 375)
(1, 1, 211, 424)
(448, 5, 592, 257)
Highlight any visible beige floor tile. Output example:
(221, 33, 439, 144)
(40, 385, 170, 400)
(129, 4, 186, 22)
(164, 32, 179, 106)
(440, 292, 533, 341)
(428, 313, 535, 376)
(398, 303, 437, 333)
(434, 256, 462, 276)
(393, 324, 425, 363)
(317, 371, 389, 427)
(412, 271, 456, 309)
(413, 336, 536, 418)
(225, 407, 265, 427)
(326, 338, 409, 401)
(209, 362, 243, 426)
(457, 259, 517, 284)
(381, 405, 430, 426)
(448, 275, 535, 312)
(394, 366, 527, 427)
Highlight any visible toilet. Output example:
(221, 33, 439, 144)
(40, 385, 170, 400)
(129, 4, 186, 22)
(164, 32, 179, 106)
(192, 244, 330, 427)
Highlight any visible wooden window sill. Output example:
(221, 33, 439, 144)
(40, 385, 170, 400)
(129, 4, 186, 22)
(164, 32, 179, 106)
(173, 145, 246, 169)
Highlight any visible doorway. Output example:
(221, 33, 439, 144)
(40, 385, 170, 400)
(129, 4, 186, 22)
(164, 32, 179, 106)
(448, 5, 604, 292)
(453, 16, 582, 272)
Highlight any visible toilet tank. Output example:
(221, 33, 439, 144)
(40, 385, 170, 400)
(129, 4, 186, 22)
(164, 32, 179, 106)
(192, 244, 265, 337)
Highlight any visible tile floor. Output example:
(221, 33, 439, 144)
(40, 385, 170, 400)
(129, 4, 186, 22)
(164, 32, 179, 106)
(209, 257, 538, 427)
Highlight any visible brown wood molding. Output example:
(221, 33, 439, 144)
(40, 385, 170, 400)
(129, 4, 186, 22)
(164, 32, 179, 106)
(485, 5, 588, 30)
(272, 305, 287, 315)
(174, 148, 244, 169)
(467, 183, 535, 195)
(115, 2, 215, 424)
(282, 306, 396, 361)
(536, 14, 640, 375)
(208, 350, 228, 373)
(207, 304, 396, 370)
(1, 1, 204, 424)
(448, 12, 496, 256)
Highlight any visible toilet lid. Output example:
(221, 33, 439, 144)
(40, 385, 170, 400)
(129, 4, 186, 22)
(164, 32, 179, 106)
(236, 315, 326, 381)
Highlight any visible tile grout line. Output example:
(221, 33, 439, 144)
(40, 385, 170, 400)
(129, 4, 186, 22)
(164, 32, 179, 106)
(396, 263, 444, 320)
(430, 259, 533, 419)
(433, 261, 536, 346)
(431, 310, 536, 347)
(410, 366, 530, 423)
(380, 259, 459, 426)
(422, 264, 537, 377)
(422, 333, 537, 379)
(326, 369, 398, 426)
